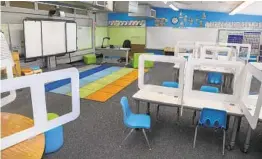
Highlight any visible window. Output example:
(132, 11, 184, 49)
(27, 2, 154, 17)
(10, 1, 34, 9)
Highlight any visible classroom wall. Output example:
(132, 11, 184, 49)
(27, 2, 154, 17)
(1, 2, 108, 67)
(108, 7, 262, 55)
(108, 7, 262, 28)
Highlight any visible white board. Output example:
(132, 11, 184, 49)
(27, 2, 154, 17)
(0, 24, 10, 46)
(24, 20, 42, 58)
(9, 24, 24, 54)
(146, 27, 218, 49)
(77, 26, 92, 50)
(66, 22, 77, 52)
(42, 21, 66, 56)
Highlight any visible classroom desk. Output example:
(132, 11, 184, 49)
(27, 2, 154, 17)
(132, 88, 182, 120)
(96, 48, 130, 65)
(250, 62, 262, 70)
(1, 112, 45, 159)
(242, 95, 262, 153)
(132, 89, 243, 150)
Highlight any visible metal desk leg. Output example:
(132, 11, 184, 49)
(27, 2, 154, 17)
(177, 107, 180, 121)
(136, 100, 140, 113)
(242, 125, 252, 153)
(227, 116, 239, 150)
(192, 110, 197, 125)
(226, 115, 230, 130)
(146, 102, 150, 115)
(237, 117, 242, 132)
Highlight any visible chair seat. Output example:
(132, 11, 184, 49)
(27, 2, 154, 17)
(162, 81, 178, 88)
(126, 114, 151, 129)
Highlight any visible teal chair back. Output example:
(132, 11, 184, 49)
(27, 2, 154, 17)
(120, 96, 132, 125)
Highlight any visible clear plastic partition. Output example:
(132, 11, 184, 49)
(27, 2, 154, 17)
(200, 46, 232, 61)
(175, 44, 196, 59)
(1, 68, 80, 150)
(184, 58, 244, 103)
(138, 54, 186, 97)
(239, 63, 262, 129)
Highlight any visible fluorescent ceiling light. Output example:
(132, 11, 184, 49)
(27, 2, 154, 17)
(229, 1, 255, 15)
(163, 1, 168, 4)
(169, 4, 179, 11)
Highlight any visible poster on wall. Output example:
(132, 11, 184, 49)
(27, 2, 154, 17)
(206, 22, 262, 29)
(108, 20, 145, 27)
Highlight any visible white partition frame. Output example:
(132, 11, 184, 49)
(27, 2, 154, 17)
(184, 58, 244, 103)
(200, 46, 232, 61)
(239, 63, 262, 129)
(1, 32, 16, 107)
(1, 59, 16, 107)
(175, 44, 197, 58)
(219, 43, 251, 62)
(138, 54, 186, 97)
(194, 41, 217, 58)
(0, 68, 80, 150)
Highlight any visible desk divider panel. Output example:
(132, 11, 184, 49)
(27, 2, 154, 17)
(138, 54, 186, 115)
(1, 68, 80, 150)
(184, 58, 244, 103)
(239, 63, 262, 129)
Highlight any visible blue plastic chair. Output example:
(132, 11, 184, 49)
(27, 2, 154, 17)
(207, 72, 223, 92)
(120, 96, 151, 150)
(162, 81, 179, 88)
(207, 72, 223, 84)
(193, 108, 227, 155)
(200, 85, 219, 93)
(156, 81, 179, 120)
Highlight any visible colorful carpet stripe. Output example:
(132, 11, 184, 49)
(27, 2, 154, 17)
(51, 66, 122, 95)
(86, 70, 139, 102)
(48, 65, 145, 102)
(75, 68, 134, 99)
(45, 65, 110, 92)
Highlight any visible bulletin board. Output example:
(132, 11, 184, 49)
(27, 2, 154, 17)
(108, 27, 146, 46)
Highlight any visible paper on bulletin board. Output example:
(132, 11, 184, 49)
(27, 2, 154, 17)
(0, 24, 10, 46)
(77, 26, 92, 50)
(9, 24, 24, 54)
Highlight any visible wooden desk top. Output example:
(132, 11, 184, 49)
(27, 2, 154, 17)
(1, 112, 45, 159)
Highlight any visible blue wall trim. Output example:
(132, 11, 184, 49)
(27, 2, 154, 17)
(108, 7, 262, 28)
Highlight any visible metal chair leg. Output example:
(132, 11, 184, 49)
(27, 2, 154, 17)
(222, 129, 226, 155)
(142, 129, 151, 150)
(193, 125, 198, 148)
(120, 129, 134, 147)
(156, 105, 160, 120)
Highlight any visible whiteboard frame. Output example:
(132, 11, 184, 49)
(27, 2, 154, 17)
(23, 18, 77, 59)
(23, 19, 42, 59)
(66, 21, 77, 53)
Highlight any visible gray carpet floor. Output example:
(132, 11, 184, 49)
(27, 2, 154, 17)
(2, 62, 262, 159)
